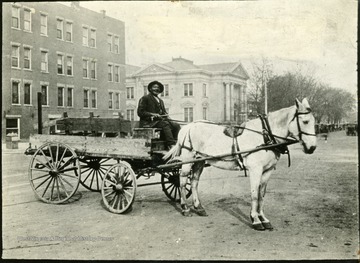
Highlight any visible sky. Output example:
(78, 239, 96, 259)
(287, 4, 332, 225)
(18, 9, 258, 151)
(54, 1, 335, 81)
(62, 0, 357, 95)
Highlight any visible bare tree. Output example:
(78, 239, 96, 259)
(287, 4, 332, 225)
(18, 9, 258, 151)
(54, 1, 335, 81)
(246, 57, 274, 117)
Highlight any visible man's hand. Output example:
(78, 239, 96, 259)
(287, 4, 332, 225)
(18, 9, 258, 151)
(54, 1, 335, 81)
(151, 113, 162, 120)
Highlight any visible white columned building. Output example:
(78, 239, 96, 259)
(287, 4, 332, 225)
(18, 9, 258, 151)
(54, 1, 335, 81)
(126, 57, 249, 124)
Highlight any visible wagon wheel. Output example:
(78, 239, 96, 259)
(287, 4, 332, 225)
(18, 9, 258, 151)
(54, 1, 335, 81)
(28, 142, 80, 204)
(78, 157, 116, 192)
(101, 161, 136, 214)
(160, 159, 192, 202)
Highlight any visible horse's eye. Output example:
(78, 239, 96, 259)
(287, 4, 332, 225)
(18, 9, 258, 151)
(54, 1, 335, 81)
(303, 120, 309, 125)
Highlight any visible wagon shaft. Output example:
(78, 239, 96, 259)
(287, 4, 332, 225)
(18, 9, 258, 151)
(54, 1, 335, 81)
(157, 139, 299, 170)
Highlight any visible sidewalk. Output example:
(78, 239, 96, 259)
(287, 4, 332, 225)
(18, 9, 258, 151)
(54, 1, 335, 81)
(2, 141, 30, 154)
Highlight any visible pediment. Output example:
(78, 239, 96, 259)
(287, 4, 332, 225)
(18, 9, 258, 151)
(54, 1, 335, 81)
(231, 63, 250, 79)
(134, 64, 174, 76)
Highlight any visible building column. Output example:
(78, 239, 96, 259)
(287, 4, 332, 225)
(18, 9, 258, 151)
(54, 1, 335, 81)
(243, 84, 247, 121)
(225, 82, 231, 121)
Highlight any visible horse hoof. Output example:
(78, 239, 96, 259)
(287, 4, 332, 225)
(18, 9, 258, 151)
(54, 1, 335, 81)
(252, 223, 265, 231)
(195, 209, 208, 217)
(182, 209, 192, 217)
(262, 222, 274, 230)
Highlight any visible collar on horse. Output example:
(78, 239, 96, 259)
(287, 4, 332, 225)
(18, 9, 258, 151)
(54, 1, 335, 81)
(257, 113, 292, 167)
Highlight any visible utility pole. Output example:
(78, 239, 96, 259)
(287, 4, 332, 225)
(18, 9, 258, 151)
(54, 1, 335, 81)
(263, 70, 268, 114)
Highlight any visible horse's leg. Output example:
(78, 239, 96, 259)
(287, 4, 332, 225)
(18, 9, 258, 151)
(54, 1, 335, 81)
(191, 161, 207, 216)
(179, 163, 192, 216)
(248, 165, 266, 231)
(258, 168, 274, 230)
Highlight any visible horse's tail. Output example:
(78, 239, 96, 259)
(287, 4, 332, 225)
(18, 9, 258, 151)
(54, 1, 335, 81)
(162, 142, 181, 161)
(163, 123, 193, 161)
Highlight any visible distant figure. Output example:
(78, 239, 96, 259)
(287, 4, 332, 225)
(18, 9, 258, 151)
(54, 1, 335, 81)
(137, 80, 181, 150)
(321, 124, 329, 142)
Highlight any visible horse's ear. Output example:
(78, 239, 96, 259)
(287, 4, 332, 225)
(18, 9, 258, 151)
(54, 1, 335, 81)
(302, 98, 311, 110)
(295, 98, 301, 109)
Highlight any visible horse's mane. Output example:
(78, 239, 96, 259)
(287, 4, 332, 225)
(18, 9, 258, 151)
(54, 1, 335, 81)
(268, 105, 295, 127)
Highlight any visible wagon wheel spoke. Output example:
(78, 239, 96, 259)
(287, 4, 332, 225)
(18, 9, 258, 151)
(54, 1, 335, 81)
(30, 173, 51, 182)
(33, 156, 52, 170)
(41, 177, 54, 197)
(34, 175, 52, 190)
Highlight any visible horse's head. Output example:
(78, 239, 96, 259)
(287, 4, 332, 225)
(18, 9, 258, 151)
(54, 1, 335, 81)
(288, 98, 317, 154)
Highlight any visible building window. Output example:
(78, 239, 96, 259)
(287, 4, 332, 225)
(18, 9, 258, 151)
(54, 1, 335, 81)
(160, 84, 169, 97)
(184, 107, 193, 122)
(203, 107, 207, 120)
(91, 90, 97, 108)
(90, 61, 96, 79)
(203, 84, 207, 97)
(126, 109, 134, 121)
(184, 83, 193, 97)
(12, 80, 20, 104)
(115, 93, 120, 109)
(40, 50, 48, 72)
(56, 18, 64, 40)
(84, 89, 89, 108)
(6, 118, 19, 137)
(89, 29, 96, 47)
(83, 59, 89, 78)
(114, 36, 119, 53)
(66, 56, 73, 76)
(11, 45, 20, 68)
(82, 27, 88, 46)
(57, 54, 64, 74)
(24, 82, 32, 105)
(23, 46, 31, 69)
(108, 64, 113, 81)
(23, 8, 32, 32)
(12, 6, 20, 29)
(114, 65, 120, 82)
(109, 92, 113, 109)
(41, 84, 48, 106)
(40, 14, 47, 35)
(107, 34, 112, 52)
(58, 86, 64, 107)
(67, 87, 73, 107)
(127, 87, 134, 99)
(65, 21, 72, 42)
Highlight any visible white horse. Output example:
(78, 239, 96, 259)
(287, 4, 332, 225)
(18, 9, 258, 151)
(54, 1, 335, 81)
(163, 98, 317, 230)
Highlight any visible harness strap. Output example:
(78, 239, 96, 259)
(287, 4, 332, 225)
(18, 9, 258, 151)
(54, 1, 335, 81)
(232, 136, 247, 176)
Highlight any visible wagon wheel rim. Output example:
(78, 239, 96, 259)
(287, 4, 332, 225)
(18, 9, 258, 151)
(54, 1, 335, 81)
(101, 161, 137, 214)
(28, 142, 80, 204)
(78, 157, 116, 192)
(160, 160, 192, 202)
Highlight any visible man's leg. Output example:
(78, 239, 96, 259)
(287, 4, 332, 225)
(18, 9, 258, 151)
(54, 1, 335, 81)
(169, 121, 181, 140)
(154, 121, 176, 148)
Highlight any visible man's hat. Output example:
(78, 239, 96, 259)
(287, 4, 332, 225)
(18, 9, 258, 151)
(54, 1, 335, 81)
(147, 81, 164, 93)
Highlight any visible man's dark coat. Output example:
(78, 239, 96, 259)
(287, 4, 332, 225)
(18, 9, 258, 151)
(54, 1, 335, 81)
(137, 93, 167, 127)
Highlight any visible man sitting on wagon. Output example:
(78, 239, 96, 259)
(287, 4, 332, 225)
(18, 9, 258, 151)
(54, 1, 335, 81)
(137, 80, 181, 150)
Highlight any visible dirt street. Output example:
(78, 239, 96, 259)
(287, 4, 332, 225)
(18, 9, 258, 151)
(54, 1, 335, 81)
(2, 131, 358, 260)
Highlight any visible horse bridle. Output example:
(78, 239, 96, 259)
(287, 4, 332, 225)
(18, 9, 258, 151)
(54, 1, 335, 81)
(291, 109, 317, 141)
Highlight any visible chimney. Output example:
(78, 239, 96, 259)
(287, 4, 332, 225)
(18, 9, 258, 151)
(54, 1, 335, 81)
(100, 10, 106, 17)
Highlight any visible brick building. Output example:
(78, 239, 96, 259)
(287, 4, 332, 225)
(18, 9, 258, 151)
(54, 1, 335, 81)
(126, 57, 249, 124)
(2, 2, 126, 140)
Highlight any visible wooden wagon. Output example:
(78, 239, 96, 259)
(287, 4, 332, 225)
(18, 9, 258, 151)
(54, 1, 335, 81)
(25, 114, 191, 214)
